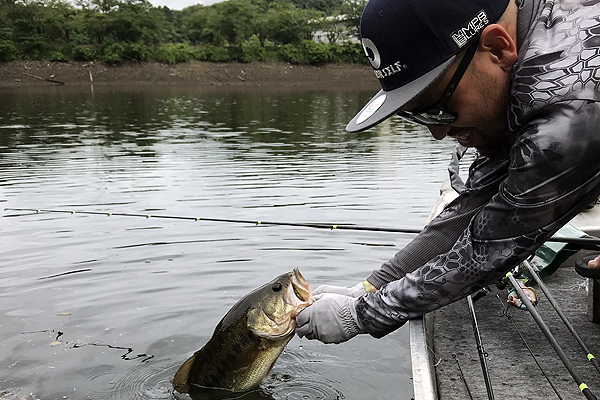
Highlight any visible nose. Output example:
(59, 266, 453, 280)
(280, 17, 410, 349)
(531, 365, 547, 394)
(427, 125, 450, 140)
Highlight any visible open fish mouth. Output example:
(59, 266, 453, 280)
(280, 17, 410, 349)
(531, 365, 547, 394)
(291, 268, 314, 303)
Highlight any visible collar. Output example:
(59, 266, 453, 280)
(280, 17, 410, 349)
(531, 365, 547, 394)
(515, 0, 542, 48)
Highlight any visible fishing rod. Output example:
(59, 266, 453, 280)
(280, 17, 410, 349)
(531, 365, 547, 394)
(505, 271, 598, 400)
(5, 208, 600, 250)
(521, 259, 600, 376)
(452, 353, 475, 400)
(495, 294, 564, 399)
(467, 294, 494, 400)
(3, 208, 422, 235)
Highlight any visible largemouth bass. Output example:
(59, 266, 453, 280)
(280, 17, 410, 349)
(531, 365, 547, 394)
(173, 268, 314, 394)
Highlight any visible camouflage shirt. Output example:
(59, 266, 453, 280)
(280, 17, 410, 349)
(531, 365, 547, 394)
(357, 0, 600, 338)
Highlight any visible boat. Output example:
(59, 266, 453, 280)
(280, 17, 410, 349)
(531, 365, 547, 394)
(410, 180, 600, 400)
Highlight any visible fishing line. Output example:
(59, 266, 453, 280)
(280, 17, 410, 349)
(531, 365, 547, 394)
(495, 294, 564, 400)
(5, 208, 600, 250)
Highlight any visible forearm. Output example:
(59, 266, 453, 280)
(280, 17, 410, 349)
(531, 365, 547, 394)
(367, 148, 510, 288)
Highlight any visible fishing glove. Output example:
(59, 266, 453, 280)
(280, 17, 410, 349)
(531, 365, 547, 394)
(296, 293, 365, 344)
(312, 281, 376, 298)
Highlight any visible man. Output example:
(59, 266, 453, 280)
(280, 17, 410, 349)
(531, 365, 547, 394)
(296, 0, 600, 344)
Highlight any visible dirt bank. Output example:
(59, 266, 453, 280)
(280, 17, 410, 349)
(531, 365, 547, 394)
(0, 60, 378, 88)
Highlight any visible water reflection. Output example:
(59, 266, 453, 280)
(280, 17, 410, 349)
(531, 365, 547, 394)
(0, 85, 461, 400)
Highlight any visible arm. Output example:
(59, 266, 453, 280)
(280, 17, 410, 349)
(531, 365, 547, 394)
(367, 144, 512, 288)
(358, 99, 600, 338)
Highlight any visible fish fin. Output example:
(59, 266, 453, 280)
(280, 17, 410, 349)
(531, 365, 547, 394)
(173, 352, 198, 393)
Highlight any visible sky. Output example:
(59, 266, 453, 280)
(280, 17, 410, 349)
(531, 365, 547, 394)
(148, 0, 221, 10)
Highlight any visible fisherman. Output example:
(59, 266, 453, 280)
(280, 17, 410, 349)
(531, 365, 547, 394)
(296, 0, 600, 344)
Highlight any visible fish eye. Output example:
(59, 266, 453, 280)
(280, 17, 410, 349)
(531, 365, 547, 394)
(271, 283, 282, 292)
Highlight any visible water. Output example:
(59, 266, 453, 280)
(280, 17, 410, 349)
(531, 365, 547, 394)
(0, 84, 466, 400)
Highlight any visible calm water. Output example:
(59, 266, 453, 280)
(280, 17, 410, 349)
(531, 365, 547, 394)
(0, 84, 465, 400)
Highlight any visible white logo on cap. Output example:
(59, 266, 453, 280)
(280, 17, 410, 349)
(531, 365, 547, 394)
(451, 10, 489, 47)
(356, 94, 386, 125)
(362, 38, 381, 69)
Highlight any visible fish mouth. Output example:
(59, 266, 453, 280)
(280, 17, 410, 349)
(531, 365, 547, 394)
(291, 268, 314, 303)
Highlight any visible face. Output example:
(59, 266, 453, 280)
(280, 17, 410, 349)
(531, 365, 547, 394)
(404, 47, 512, 156)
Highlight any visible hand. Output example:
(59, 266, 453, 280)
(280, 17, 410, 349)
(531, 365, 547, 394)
(312, 281, 375, 298)
(507, 281, 539, 310)
(295, 293, 365, 344)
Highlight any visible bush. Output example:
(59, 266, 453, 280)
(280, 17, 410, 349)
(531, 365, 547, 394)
(102, 42, 126, 63)
(279, 43, 304, 64)
(240, 34, 264, 62)
(71, 45, 96, 61)
(154, 43, 191, 64)
(193, 45, 230, 62)
(0, 41, 18, 62)
(263, 39, 278, 62)
(49, 50, 67, 62)
(301, 40, 332, 64)
(124, 43, 150, 62)
(337, 41, 368, 64)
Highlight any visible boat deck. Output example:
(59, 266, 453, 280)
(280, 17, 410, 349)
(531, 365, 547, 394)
(411, 182, 600, 400)
(434, 257, 600, 399)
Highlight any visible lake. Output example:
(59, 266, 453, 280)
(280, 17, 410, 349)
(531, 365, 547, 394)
(0, 84, 465, 400)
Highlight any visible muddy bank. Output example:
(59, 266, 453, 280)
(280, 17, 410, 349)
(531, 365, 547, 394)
(0, 60, 378, 88)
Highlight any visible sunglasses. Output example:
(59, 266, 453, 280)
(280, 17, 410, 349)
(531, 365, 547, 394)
(397, 42, 478, 126)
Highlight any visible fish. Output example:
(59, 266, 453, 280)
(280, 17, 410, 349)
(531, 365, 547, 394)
(173, 268, 314, 394)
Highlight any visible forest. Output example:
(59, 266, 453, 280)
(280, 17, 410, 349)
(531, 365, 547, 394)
(0, 0, 367, 64)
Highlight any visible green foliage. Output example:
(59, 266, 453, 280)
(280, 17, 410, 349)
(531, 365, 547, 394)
(49, 50, 67, 62)
(328, 41, 366, 64)
(124, 42, 150, 61)
(290, 0, 343, 14)
(300, 40, 332, 64)
(240, 34, 263, 62)
(154, 43, 190, 64)
(100, 41, 150, 62)
(337, 0, 367, 39)
(0, 41, 18, 62)
(101, 42, 125, 63)
(193, 44, 230, 62)
(0, 0, 367, 65)
(259, 1, 322, 45)
(263, 39, 278, 61)
(279, 43, 303, 63)
(71, 45, 97, 61)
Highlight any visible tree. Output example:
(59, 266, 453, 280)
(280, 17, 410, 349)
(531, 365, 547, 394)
(257, 0, 321, 45)
(337, 0, 366, 40)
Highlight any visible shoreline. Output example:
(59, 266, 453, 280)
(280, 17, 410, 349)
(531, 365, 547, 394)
(0, 60, 378, 88)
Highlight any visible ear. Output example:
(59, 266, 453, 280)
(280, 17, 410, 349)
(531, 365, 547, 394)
(478, 24, 518, 72)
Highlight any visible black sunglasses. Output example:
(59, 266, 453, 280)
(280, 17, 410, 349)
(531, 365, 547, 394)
(397, 42, 478, 126)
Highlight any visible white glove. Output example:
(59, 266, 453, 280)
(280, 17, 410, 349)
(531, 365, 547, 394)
(312, 281, 372, 298)
(296, 293, 365, 344)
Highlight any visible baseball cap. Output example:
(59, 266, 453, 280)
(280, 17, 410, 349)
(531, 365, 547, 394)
(346, 0, 510, 133)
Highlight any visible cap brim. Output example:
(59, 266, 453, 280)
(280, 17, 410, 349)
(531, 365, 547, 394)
(346, 57, 456, 133)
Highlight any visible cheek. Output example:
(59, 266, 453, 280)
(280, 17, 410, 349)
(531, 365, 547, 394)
(452, 75, 506, 128)
(448, 85, 482, 125)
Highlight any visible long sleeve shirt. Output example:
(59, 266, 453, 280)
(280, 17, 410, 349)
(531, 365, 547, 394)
(356, 0, 600, 338)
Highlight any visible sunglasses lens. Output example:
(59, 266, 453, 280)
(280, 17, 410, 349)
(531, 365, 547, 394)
(398, 108, 457, 126)
(416, 109, 456, 125)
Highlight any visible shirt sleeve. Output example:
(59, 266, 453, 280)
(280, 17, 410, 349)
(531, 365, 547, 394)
(358, 99, 600, 338)
(366, 144, 511, 289)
